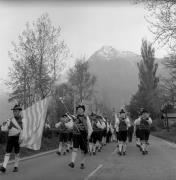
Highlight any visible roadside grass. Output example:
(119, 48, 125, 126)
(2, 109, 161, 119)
(151, 127, 176, 144)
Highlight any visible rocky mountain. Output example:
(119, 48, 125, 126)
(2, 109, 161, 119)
(88, 46, 164, 110)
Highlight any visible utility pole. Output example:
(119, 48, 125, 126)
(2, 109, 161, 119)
(72, 85, 77, 115)
(73, 92, 76, 115)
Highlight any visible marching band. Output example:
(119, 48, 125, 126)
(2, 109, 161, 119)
(0, 103, 153, 174)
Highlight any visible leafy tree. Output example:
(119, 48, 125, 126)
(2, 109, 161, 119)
(7, 13, 69, 108)
(67, 57, 97, 103)
(135, 0, 176, 49)
(138, 39, 159, 92)
(127, 39, 160, 118)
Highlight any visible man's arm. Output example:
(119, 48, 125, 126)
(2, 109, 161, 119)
(1, 119, 11, 132)
(147, 117, 152, 125)
(55, 122, 62, 128)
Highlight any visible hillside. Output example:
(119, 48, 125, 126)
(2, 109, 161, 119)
(88, 46, 164, 110)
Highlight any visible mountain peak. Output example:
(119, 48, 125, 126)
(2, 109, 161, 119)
(96, 46, 118, 60)
(90, 46, 140, 61)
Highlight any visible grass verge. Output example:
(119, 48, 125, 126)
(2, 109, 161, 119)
(151, 128, 176, 144)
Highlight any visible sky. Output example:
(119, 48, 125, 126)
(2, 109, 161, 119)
(0, 0, 168, 90)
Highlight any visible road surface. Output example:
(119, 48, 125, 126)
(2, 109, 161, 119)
(1, 136, 176, 180)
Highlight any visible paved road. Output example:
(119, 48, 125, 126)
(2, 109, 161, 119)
(90, 136, 176, 180)
(1, 136, 176, 180)
(0, 142, 116, 180)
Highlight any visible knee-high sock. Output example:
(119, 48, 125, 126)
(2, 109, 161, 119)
(141, 142, 146, 151)
(93, 144, 96, 152)
(96, 141, 100, 149)
(3, 153, 10, 168)
(123, 142, 127, 152)
(89, 143, 93, 153)
(58, 142, 62, 152)
(14, 154, 20, 167)
(67, 143, 70, 150)
(63, 143, 66, 153)
(104, 137, 106, 144)
(71, 141, 73, 148)
(80, 153, 86, 164)
(136, 138, 139, 145)
(145, 141, 148, 151)
(102, 137, 106, 145)
(71, 149, 77, 163)
(119, 142, 123, 152)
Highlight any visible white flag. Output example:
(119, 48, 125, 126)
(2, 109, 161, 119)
(20, 97, 50, 150)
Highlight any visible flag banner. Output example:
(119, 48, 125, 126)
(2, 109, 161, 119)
(86, 116, 93, 137)
(20, 96, 50, 150)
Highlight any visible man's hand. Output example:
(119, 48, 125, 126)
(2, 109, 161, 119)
(2, 122, 7, 126)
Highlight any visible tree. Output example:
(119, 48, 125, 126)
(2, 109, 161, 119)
(7, 13, 69, 108)
(135, 0, 176, 110)
(67, 57, 97, 103)
(135, 0, 176, 49)
(127, 39, 160, 118)
(160, 76, 176, 103)
(138, 39, 159, 93)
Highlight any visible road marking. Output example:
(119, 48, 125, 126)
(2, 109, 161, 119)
(84, 164, 103, 180)
(112, 147, 117, 155)
(84, 146, 117, 180)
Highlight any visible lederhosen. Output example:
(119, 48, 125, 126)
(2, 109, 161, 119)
(58, 122, 68, 143)
(67, 129, 73, 142)
(72, 115, 88, 154)
(90, 120, 102, 144)
(139, 118, 150, 141)
(118, 119, 128, 142)
(6, 117, 23, 154)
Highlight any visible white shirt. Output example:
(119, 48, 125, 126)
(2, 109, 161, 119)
(134, 117, 152, 132)
(64, 115, 93, 138)
(115, 117, 131, 131)
(1, 118, 24, 137)
(134, 117, 152, 126)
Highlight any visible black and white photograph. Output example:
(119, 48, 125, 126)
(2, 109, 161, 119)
(0, 0, 176, 179)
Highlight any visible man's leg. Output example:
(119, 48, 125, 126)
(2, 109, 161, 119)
(68, 148, 78, 168)
(13, 137, 20, 172)
(116, 132, 119, 147)
(69, 134, 79, 168)
(0, 136, 13, 173)
(118, 141, 123, 155)
(56, 142, 62, 155)
(1, 153, 10, 172)
(13, 154, 20, 172)
(80, 135, 88, 169)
